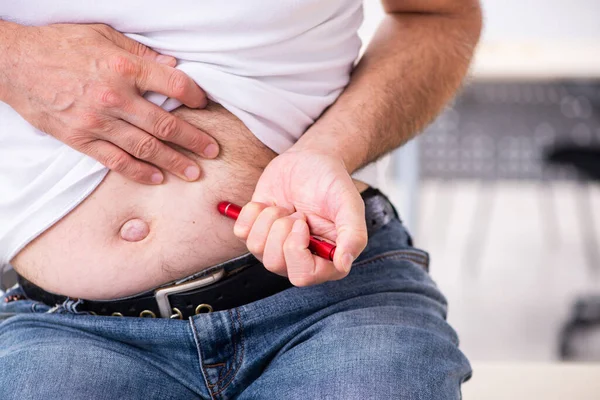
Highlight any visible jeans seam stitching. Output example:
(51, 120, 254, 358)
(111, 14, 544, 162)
(355, 252, 428, 270)
(211, 308, 245, 396)
(206, 309, 237, 389)
(353, 250, 429, 269)
(190, 319, 215, 399)
(204, 362, 226, 368)
(388, 255, 428, 269)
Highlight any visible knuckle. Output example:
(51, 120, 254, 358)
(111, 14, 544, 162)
(268, 206, 288, 219)
(168, 70, 190, 97)
(68, 132, 94, 149)
(132, 137, 160, 160)
(233, 222, 249, 240)
(90, 24, 111, 37)
(131, 41, 151, 58)
(185, 131, 210, 152)
(153, 114, 179, 140)
(96, 88, 125, 108)
(246, 237, 264, 256)
(282, 238, 297, 254)
(136, 63, 152, 87)
(130, 167, 151, 183)
(108, 55, 138, 77)
(164, 153, 186, 171)
(262, 247, 285, 270)
(105, 152, 130, 172)
(261, 207, 278, 221)
(79, 112, 104, 130)
(263, 258, 284, 274)
(262, 207, 289, 226)
(271, 218, 288, 233)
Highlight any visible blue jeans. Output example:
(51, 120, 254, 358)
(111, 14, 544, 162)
(0, 218, 471, 399)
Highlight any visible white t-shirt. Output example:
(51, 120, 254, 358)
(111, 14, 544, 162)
(0, 0, 364, 269)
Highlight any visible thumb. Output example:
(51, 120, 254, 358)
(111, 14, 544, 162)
(96, 25, 176, 66)
(332, 191, 368, 274)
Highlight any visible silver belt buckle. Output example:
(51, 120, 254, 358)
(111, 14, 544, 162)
(154, 268, 226, 318)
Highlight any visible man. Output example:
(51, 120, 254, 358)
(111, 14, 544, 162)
(0, 0, 481, 399)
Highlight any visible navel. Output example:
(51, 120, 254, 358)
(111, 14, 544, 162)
(119, 218, 150, 242)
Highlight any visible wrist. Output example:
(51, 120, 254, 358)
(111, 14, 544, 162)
(286, 139, 346, 170)
(290, 129, 365, 174)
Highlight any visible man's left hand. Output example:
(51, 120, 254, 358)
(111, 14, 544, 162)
(233, 149, 368, 287)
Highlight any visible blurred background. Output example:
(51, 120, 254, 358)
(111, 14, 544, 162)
(359, 1, 600, 397)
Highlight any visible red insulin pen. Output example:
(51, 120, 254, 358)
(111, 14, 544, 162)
(218, 201, 336, 261)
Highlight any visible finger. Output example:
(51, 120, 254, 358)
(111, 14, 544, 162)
(284, 220, 346, 287)
(283, 219, 319, 287)
(81, 139, 164, 185)
(312, 255, 348, 285)
(116, 98, 219, 159)
(262, 212, 305, 276)
(93, 24, 177, 67)
(290, 256, 346, 287)
(332, 190, 369, 274)
(233, 202, 269, 241)
(246, 206, 293, 258)
(137, 62, 207, 109)
(102, 120, 202, 182)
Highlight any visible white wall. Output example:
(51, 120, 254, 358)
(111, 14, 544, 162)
(482, 0, 600, 41)
(360, 0, 600, 43)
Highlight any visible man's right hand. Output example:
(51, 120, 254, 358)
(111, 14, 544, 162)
(0, 22, 219, 184)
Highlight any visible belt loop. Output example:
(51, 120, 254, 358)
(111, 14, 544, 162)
(53, 297, 86, 315)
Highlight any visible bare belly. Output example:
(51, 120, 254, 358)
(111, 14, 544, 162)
(11, 103, 278, 300)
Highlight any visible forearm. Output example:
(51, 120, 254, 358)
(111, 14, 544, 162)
(292, 2, 482, 173)
(0, 20, 23, 101)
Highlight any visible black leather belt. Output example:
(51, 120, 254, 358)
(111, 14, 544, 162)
(17, 187, 398, 319)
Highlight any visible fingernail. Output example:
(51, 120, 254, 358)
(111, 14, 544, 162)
(156, 55, 176, 65)
(151, 172, 164, 184)
(203, 144, 219, 158)
(184, 166, 200, 180)
(292, 219, 304, 233)
(342, 253, 354, 273)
